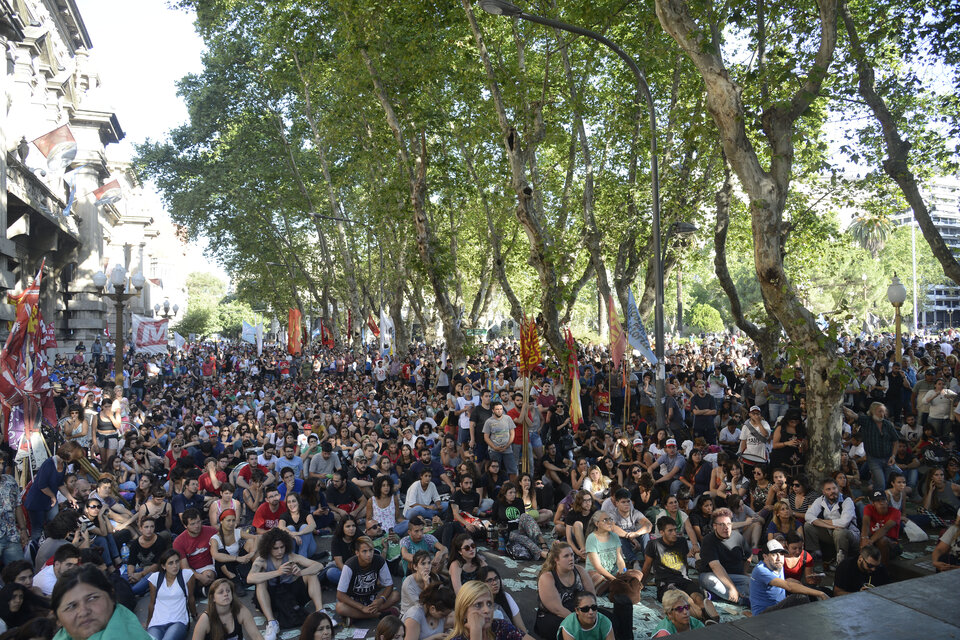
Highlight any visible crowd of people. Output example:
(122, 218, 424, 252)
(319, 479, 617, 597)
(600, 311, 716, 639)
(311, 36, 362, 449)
(1, 328, 958, 640)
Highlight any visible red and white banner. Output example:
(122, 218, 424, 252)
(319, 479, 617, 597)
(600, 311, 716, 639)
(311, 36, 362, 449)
(32, 124, 77, 172)
(131, 314, 168, 354)
(93, 179, 122, 206)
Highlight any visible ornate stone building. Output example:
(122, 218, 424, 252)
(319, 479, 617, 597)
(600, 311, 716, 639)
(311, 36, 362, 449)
(0, 0, 186, 351)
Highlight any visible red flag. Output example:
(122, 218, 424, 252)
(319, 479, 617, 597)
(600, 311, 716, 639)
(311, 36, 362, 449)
(288, 309, 302, 355)
(321, 322, 334, 349)
(519, 315, 541, 376)
(565, 329, 583, 429)
(366, 311, 380, 337)
(608, 296, 626, 370)
(93, 180, 122, 206)
(40, 317, 57, 351)
(31, 124, 77, 172)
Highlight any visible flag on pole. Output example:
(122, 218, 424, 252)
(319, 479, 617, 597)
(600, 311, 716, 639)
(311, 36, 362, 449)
(173, 332, 186, 351)
(626, 288, 658, 365)
(367, 312, 380, 338)
(321, 322, 334, 349)
(241, 321, 257, 345)
(130, 315, 169, 354)
(31, 124, 77, 173)
(440, 350, 447, 371)
(93, 180, 122, 207)
(564, 328, 583, 429)
(288, 309, 302, 355)
(519, 315, 541, 376)
(379, 308, 393, 351)
(255, 323, 263, 356)
(608, 296, 626, 370)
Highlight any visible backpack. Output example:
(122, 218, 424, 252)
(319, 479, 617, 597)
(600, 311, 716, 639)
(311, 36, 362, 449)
(505, 540, 535, 561)
(155, 570, 188, 598)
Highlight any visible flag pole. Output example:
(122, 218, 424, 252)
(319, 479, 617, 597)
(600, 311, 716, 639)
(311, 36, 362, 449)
(521, 375, 530, 475)
(623, 361, 630, 429)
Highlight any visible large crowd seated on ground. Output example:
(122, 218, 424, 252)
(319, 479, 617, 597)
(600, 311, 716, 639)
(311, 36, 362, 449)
(1, 331, 959, 640)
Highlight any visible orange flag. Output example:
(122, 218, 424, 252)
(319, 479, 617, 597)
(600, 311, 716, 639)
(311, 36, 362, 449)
(288, 309, 302, 355)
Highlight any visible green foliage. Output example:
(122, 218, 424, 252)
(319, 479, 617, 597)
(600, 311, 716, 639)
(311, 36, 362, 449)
(685, 303, 725, 334)
(173, 271, 262, 338)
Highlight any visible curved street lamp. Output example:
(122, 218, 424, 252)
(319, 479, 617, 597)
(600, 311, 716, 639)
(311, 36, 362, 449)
(478, 0, 667, 427)
(887, 274, 907, 363)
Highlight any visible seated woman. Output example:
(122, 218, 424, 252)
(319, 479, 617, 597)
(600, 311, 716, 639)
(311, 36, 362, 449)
(651, 589, 705, 636)
(0, 583, 50, 635)
(584, 511, 625, 594)
(209, 509, 256, 586)
(495, 482, 548, 560)
(534, 542, 595, 640)
(80, 498, 123, 568)
(445, 581, 527, 640)
(558, 591, 613, 640)
(582, 466, 612, 507)
(51, 564, 151, 640)
(478, 567, 527, 633)
(146, 549, 197, 640)
(781, 532, 820, 587)
(208, 484, 241, 527)
(190, 578, 263, 640)
(687, 496, 714, 544)
(366, 475, 409, 537)
(298, 612, 333, 640)
(401, 582, 455, 640)
(373, 616, 404, 640)
(335, 536, 401, 622)
(519, 474, 553, 525)
(766, 500, 800, 542)
(280, 493, 318, 559)
(400, 551, 437, 616)
(448, 533, 488, 592)
(322, 515, 358, 587)
(564, 491, 596, 560)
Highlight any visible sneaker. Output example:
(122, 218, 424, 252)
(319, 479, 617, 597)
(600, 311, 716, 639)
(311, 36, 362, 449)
(263, 620, 280, 640)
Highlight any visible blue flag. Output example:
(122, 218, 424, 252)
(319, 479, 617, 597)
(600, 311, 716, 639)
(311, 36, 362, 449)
(626, 288, 658, 365)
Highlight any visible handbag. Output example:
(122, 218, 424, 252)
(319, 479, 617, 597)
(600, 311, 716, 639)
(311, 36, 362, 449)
(902, 517, 927, 543)
(607, 568, 644, 604)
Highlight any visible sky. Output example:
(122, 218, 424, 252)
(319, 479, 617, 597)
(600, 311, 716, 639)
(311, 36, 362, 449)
(73, 0, 226, 279)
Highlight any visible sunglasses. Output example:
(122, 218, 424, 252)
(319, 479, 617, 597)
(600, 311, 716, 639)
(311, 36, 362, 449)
(86, 503, 101, 509)
(461, 544, 476, 551)
(577, 605, 599, 613)
(672, 605, 691, 614)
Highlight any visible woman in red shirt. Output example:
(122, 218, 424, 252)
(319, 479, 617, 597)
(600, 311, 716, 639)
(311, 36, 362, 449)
(782, 531, 820, 586)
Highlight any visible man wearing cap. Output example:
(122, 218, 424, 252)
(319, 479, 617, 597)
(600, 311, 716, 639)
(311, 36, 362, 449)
(861, 491, 902, 565)
(691, 381, 719, 445)
(645, 438, 686, 496)
(749, 539, 828, 615)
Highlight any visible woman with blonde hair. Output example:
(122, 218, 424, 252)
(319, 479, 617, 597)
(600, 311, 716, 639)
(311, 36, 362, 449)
(651, 590, 705, 636)
(535, 543, 595, 640)
(766, 500, 800, 541)
(583, 511, 625, 593)
(581, 466, 611, 506)
(445, 581, 526, 640)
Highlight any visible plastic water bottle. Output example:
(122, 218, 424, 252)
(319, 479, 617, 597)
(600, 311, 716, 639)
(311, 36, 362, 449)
(120, 543, 130, 577)
(497, 529, 506, 552)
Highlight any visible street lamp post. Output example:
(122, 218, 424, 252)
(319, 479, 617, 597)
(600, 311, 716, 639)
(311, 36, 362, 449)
(477, 0, 667, 426)
(887, 274, 907, 363)
(153, 299, 179, 320)
(92, 265, 145, 387)
(666, 222, 698, 335)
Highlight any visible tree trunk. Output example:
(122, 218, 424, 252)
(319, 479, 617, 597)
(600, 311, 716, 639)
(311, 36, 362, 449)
(462, 0, 564, 358)
(713, 158, 781, 366)
(839, 2, 960, 286)
(655, 0, 845, 481)
(360, 48, 466, 364)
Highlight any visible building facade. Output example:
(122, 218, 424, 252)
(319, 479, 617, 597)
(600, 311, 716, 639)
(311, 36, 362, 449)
(0, 0, 185, 352)
(890, 175, 960, 329)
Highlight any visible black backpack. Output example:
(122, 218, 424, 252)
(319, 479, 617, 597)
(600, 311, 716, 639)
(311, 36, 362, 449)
(155, 570, 188, 598)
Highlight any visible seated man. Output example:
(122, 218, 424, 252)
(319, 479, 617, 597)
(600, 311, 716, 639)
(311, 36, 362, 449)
(171, 477, 207, 536)
(803, 477, 859, 570)
(642, 516, 719, 623)
(833, 545, 890, 595)
(248, 528, 324, 640)
(278, 467, 304, 501)
(399, 516, 447, 574)
(126, 516, 170, 597)
(335, 535, 400, 621)
(89, 477, 137, 538)
(325, 470, 367, 521)
(403, 469, 447, 521)
(601, 488, 652, 568)
(172, 508, 218, 592)
(34, 543, 81, 596)
(254, 487, 289, 534)
(696, 508, 751, 605)
(861, 491, 902, 565)
(749, 539, 828, 615)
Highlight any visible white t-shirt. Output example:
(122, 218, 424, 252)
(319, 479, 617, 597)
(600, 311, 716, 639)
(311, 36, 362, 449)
(35, 564, 57, 596)
(456, 396, 479, 431)
(147, 569, 195, 627)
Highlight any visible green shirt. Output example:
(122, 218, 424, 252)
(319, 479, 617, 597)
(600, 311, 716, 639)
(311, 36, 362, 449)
(53, 604, 152, 640)
(651, 616, 705, 636)
(585, 532, 621, 575)
(559, 612, 613, 640)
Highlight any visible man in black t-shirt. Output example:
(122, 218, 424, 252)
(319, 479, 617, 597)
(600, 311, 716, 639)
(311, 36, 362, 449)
(691, 382, 719, 445)
(697, 508, 752, 605)
(347, 456, 376, 498)
(642, 517, 719, 622)
(125, 516, 170, 597)
(326, 471, 366, 521)
(442, 474, 485, 548)
(833, 545, 890, 595)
